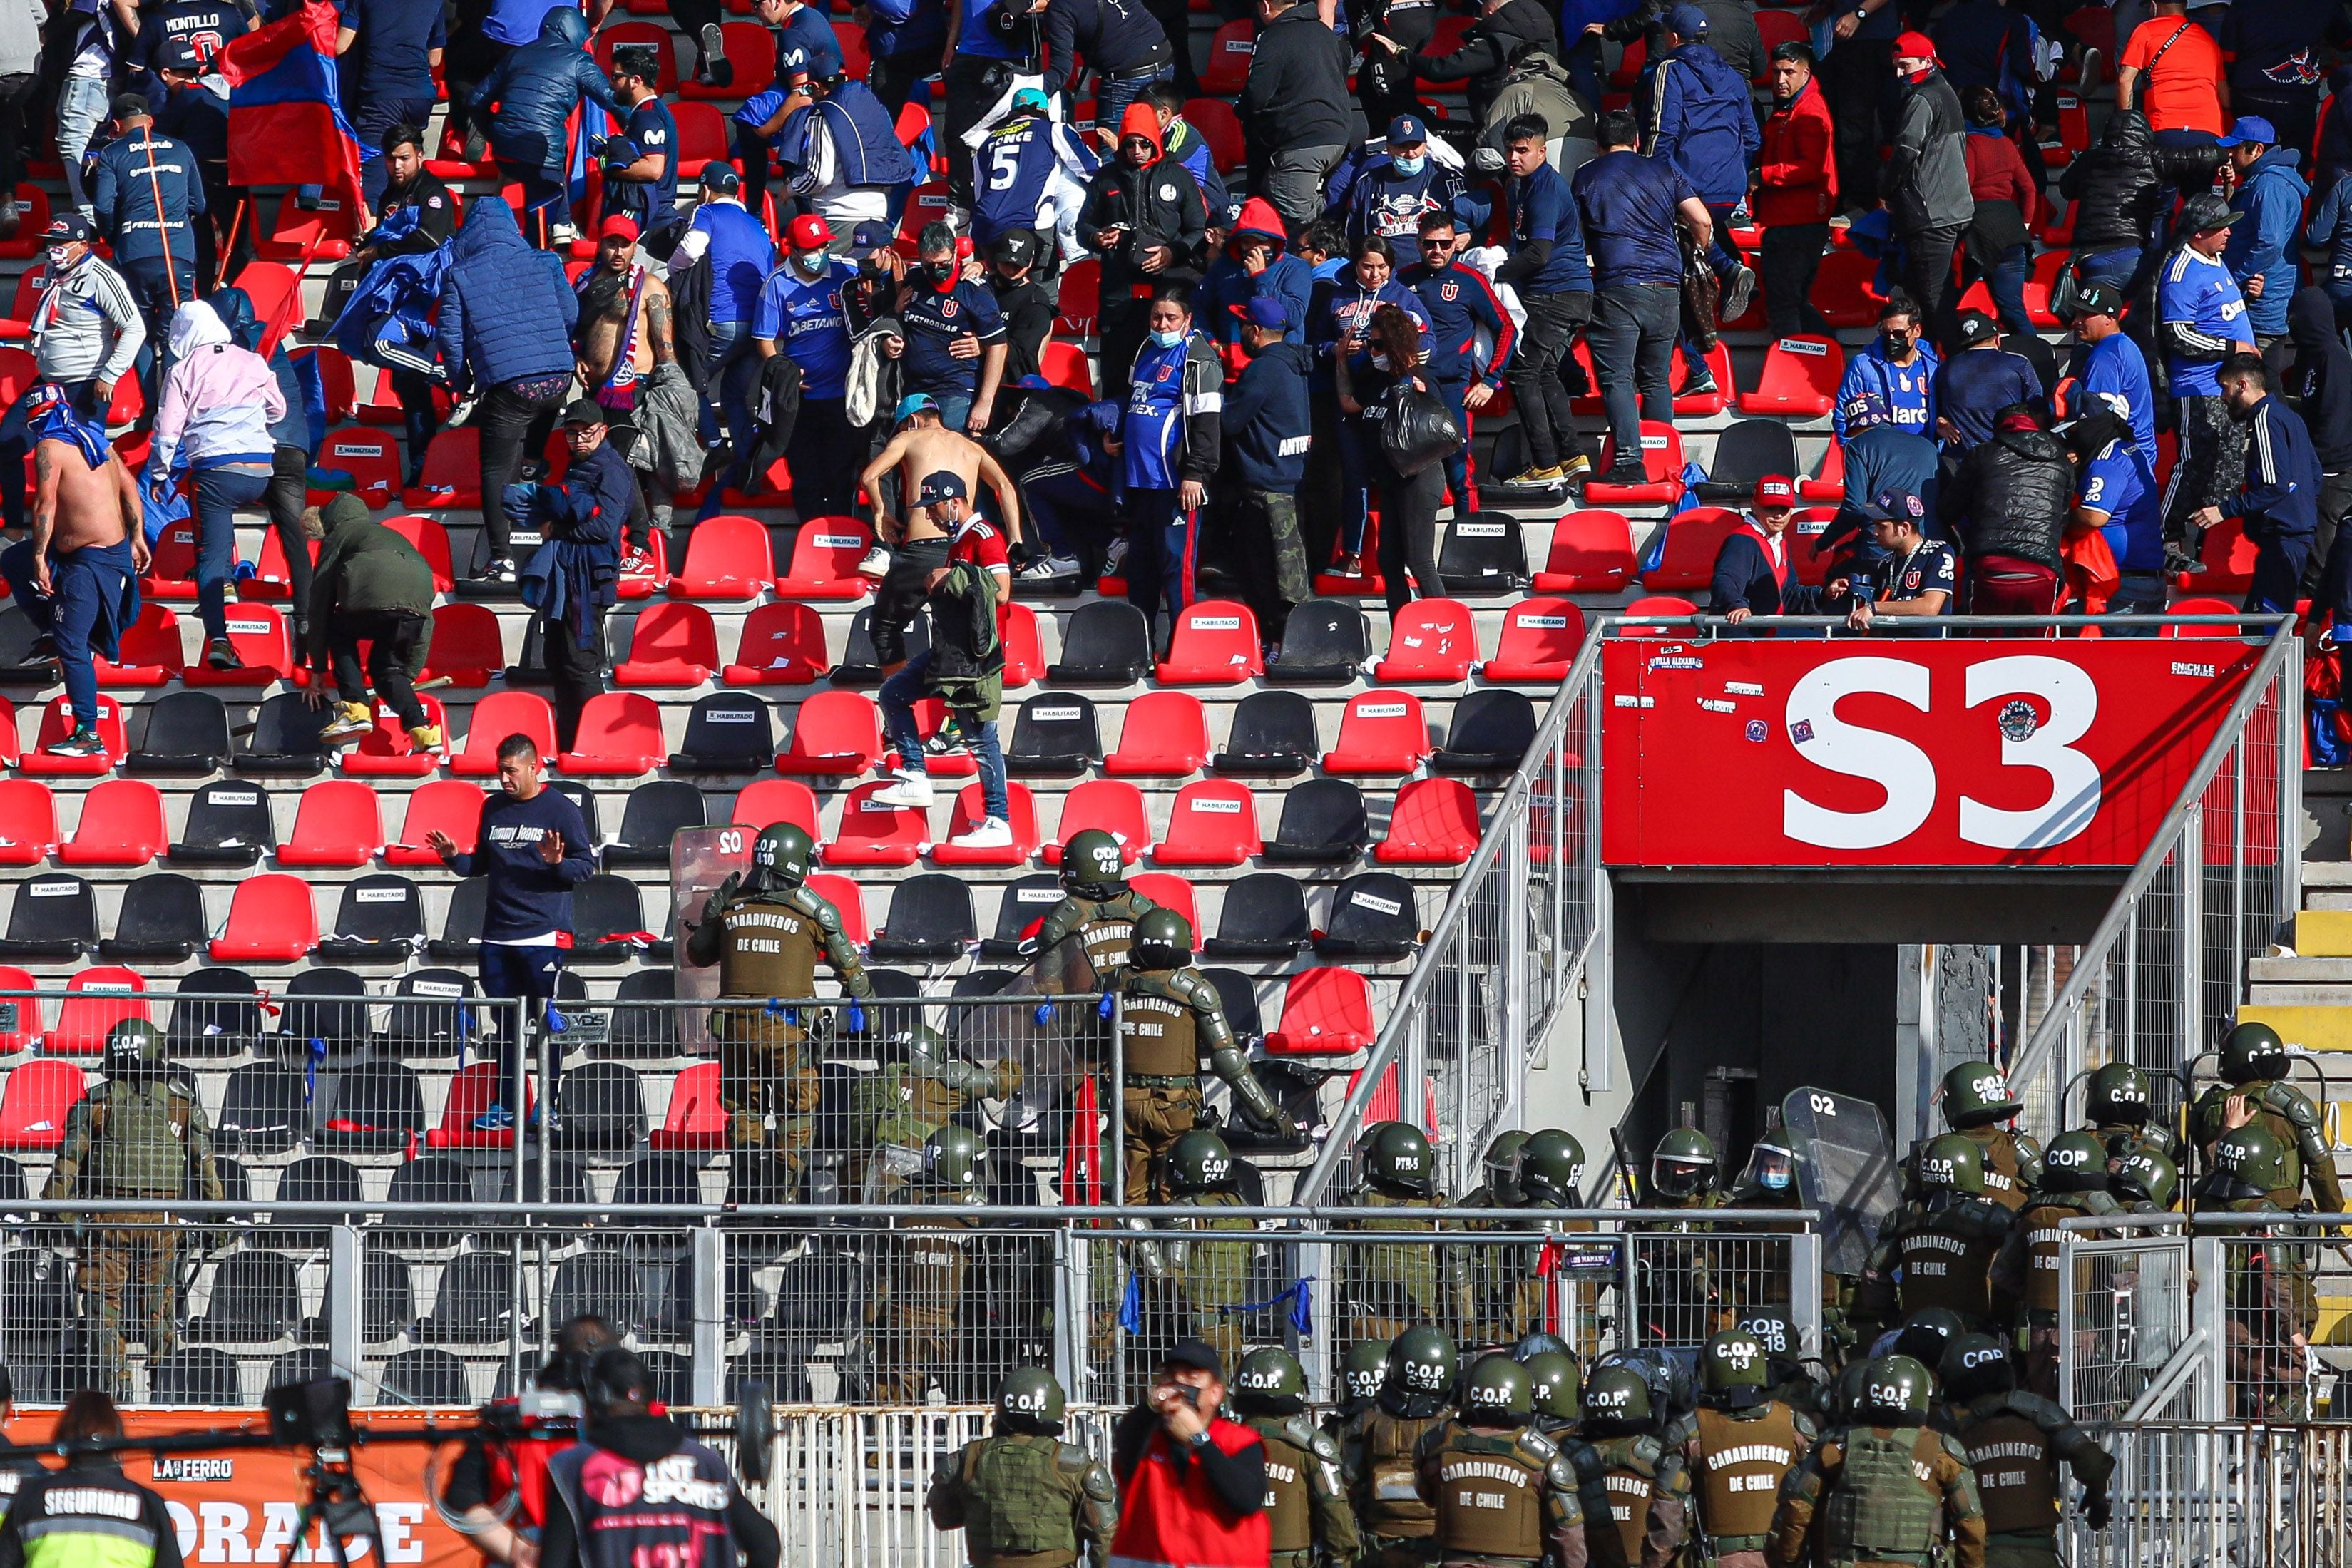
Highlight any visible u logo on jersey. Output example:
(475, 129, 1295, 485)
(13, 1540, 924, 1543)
(943, 299, 958, 318)
(1439, 282, 1459, 301)
(1155, 364, 1173, 382)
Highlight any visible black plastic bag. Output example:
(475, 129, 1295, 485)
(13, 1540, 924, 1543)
(1376, 377, 1465, 476)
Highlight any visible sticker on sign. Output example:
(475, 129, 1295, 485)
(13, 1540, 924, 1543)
(1777, 338, 1829, 356)
(1351, 891, 1402, 915)
(1193, 616, 1242, 630)
(1358, 702, 1408, 717)
(814, 535, 864, 549)
(1518, 614, 1568, 628)
(1190, 798, 1244, 814)
(355, 888, 407, 903)
(1455, 523, 1505, 538)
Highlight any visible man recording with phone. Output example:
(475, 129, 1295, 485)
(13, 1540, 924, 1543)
(1110, 1341, 1271, 1568)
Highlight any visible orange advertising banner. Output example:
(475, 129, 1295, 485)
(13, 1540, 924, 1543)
(1, 1410, 480, 1568)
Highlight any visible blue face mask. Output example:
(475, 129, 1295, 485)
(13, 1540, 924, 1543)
(1761, 1169, 1791, 1190)
(1391, 153, 1426, 176)
(1150, 327, 1185, 348)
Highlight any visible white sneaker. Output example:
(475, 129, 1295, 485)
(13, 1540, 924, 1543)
(1100, 538, 1129, 578)
(948, 816, 1014, 850)
(1019, 552, 1080, 582)
(620, 545, 653, 575)
(856, 543, 893, 579)
(873, 774, 936, 809)
(549, 220, 579, 246)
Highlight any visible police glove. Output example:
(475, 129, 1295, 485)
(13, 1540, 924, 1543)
(2086, 1493, 2112, 1530)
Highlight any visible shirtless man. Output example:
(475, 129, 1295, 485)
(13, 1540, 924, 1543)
(855, 393, 1023, 676)
(574, 213, 673, 552)
(0, 382, 150, 759)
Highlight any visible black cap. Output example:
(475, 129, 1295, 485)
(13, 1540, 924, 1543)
(2177, 192, 2241, 236)
(990, 227, 1040, 269)
(562, 398, 608, 427)
(2071, 282, 2125, 320)
(916, 469, 968, 506)
(110, 91, 152, 121)
(1955, 309, 2000, 347)
(1162, 1339, 1224, 1378)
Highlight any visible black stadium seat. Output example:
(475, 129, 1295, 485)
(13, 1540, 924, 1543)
(494, 1157, 592, 1208)
(429, 877, 488, 962)
(100, 873, 208, 962)
(832, 605, 928, 686)
(604, 780, 709, 866)
(546, 1253, 645, 1333)
(279, 968, 372, 1054)
(569, 875, 648, 964)
(1266, 602, 1369, 685)
(272, 1154, 363, 1249)
(0, 874, 94, 961)
(378, 1348, 474, 1406)
(0, 606, 57, 684)
(669, 692, 776, 774)
(979, 873, 1064, 959)
(153, 1346, 243, 1405)
(1214, 690, 1319, 775)
(317, 874, 426, 964)
(317, 1060, 426, 1152)
(551, 779, 603, 846)
(162, 968, 267, 1055)
(607, 968, 678, 1057)
(1434, 688, 1538, 775)
(1695, 419, 1801, 501)
(1438, 513, 1530, 593)
(869, 873, 977, 963)
(1260, 778, 1369, 866)
(359, 1252, 418, 1343)
(235, 692, 333, 774)
(215, 1062, 309, 1157)
(267, 1349, 331, 1391)
(125, 690, 232, 774)
(414, 1249, 517, 1343)
(384, 1155, 475, 1254)
(1199, 968, 1266, 1041)
(1046, 600, 1152, 685)
(1006, 693, 1101, 775)
(1203, 873, 1312, 959)
(1316, 873, 1423, 960)
(168, 780, 275, 867)
(382, 967, 480, 1057)
(190, 1249, 302, 1344)
(553, 1061, 648, 1152)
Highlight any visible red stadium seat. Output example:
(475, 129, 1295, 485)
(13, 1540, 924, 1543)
(615, 526, 671, 600)
(1584, 423, 1685, 506)
(1043, 779, 1149, 864)
(650, 1061, 727, 1149)
(387, 779, 487, 866)
(613, 602, 720, 686)
(421, 603, 505, 687)
(19, 694, 125, 777)
(1645, 506, 1744, 591)
(1534, 510, 1638, 593)
(425, 1061, 534, 1149)
(1185, 97, 1244, 172)
(0, 966, 42, 1052)
(1103, 690, 1210, 776)
(1264, 968, 1374, 1056)
(210, 874, 319, 963)
(775, 690, 882, 775)
(342, 693, 451, 779)
(835, 19, 870, 76)
(725, 601, 831, 685)
(1791, 509, 1837, 583)
(143, 518, 200, 600)
(1615, 594, 1699, 638)
(1800, 436, 1846, 501)
(277, 779, 387, 868)
(1040, 339, 1094, 396)
(1672, 341, 1733, 416)
(1482, 597, 1587, 682)
(0, 1057, 86, 1147)
(253, 190, 359, 262)
(1811, 249, 1887, 327)
(1373, 598, 1479, 683)
(1609, 34, 1647, 88)
(1156, 600, 1263, 684)
(673, 101, 731, 170)
(931, 782, 1040, 867)
(1128, 871, 1200, 942)
(1055, 259, 1100, 338)
(319, 431, 404, 509)
(1752, 6, 1806, 71)
(593, 21, 678, 92)
(1738, 336, 1842, 417)
(354, 362, 450, 427)
(447, 692, 558, 777)
(382, 516, 458, 592)
(807, 873, 869, 943)
(774, 517, 874, 600)
(678, 21, 774, 100)
(824, 781, 929, 866)
(56, 779, 166, 867)
(180, 604, 296, 688)
(402, 426, 482, 511)
(94, 603, 185, 687)
(730, 777, 822, 836)
(1152, 779, 1262, 866)
(557, 693, 666, 777)
(1321, 691, 1433, 775)
(1200, 19, 1255, 94)
(1003, 602, 1044, 686)
(0, 780, 57, 864)
(241, 528, 317, 602)
(884, 699, 979, 778)
(1374, 777, 1481, 864)
(2179, 518, 2257, 593)
(300, 344, 356, 422)
(228, 262, 304, 350)
(895, 182, 955, 255)
(2161, 596, 2244, 635)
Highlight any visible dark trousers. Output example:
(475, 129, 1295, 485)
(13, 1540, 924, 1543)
(193, 463, 272, 642)
(1821, 37, 1892, 213)
(2164, 393, 2246, 543)
(1435, 376, 1475, 514)
(1970, 241, 2033, 342)
(479, 377, 571, 558)
(1588, 283, 1679, 461)
(1141, 0, 1198, 96)
(494, 158, 569, 244)
(267, 444, 314, 640)
(195, 164, 253, 289)
(2305, 467, 2352, 598)
(1505, 290, 1592, 471)
(872, 44, 946, 112)
(479, 940, 565, 1107)
(1025, 468, 1115, 570)
(329, 608, 431, 727)
(353, 93, 436, 208)
(541, 605, 607, 753)
(122, 254, 197, 392)
(1229, 486, 1309, 641)
(1900, 223, 1967, 353)
(0, 72, 37, 195)
(2107, 569, 2169, 618)
(0, 537, 118, 732)
(1761, 222, 1831, 337)
(1372, 461, 1443, 615)
(1124, 486, 1197, 635)
(944, 53, 1016, 204)
(786, 394, 857, 519)
(2244, 525, 2313, 616)
(1100, 294, 1151, 405)
(665, 0, 737, 84)
(393, 369, 440, 482)
(871, 534, 951, 668)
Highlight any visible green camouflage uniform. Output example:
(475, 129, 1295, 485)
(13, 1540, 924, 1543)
(2189, 1081, 2346, 1214)
(926, 1430, 1118, 1568)
(1340, 1189, 1464, 1346)
(2212, 1197, 2319, 1419)
(1766, 1423, 1987, 1568)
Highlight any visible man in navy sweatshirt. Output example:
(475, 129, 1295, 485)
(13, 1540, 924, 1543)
(1220, 297, 1313, 654)
(2200, 352, 2322, 616)
(427, 732, 596, 1132)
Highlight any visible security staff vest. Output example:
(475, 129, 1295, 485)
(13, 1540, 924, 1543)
(1822, 1428, 1943, 1565)
(1896, 1212, 2000, 1320)
(1588, 1435, 1660, 1568)
(1110, 1420, 1272, 1568)
(710, 890, 825, 998)
(87, 1082, 195, 1198)
(545, 1439, 737, 1568)
(1119, 971, 1202, 1078)
(957, 1433, 1083, 1566)
(1958, 1408, 2060, 1536)
(1244, 1416, 1316, 1556)
(1356, 1409, 1445, 1537)
(1692, 1404, 1801, 1543)
(1428, 1428, 1548, 1563)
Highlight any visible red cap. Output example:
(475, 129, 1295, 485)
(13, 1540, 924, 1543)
(1754, 475, 1796, 507)
(1894, 30, 1936, 61)
(787, 212, 833, 250)
(598, 214, 640, 242)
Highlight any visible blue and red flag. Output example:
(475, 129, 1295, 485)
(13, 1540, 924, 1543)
(215, 1, 369, 204)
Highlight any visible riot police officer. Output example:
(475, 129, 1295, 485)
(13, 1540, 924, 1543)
(1145, 1128, 1257, 1368)
(1939, 1335, 2111, 1568)
(1512, 1349, 1623, 1568)
(1765, 1356, 1987, 1568)
(1938, 1061, 2045, 1213)
(874, 1126, 987, 1401)
(1854, 1134, 2016, 1340)
(44, 1019, 224, 1398)
(1468, 1129, 1586, 1346)
(1034, 827, 1160, 977)
(1341, 1122, 1463, 1346)
(1415, 1356, 1595, 1568)
(1231, 1348, 1361, 1568)
(1463, 1131, 1533, 1209)
(927, 1368, 1118, 1568)
(1339, 1323, 1458, 1568)
(1989, 1131, 2115, 1398)
(1520, 1347, 1580, 1440)
(1329, 1339, 1393, 1438)
(1649, 1127, 1725, 1212)
(858, 1022, 1020, 1192)
(2079, 1062, 2178, 1164)
(1639, 1127, 1732, 1346)
(1115, 908, 1293, 1204)
(2188, 1021, 2344, 1214)
(1729, 1139, 1799, 1207)
(1658, 1328, 1816, 1568)
(2110, 1145, 2179, 1212)
(2195, 1122, 2318, 1418)
(683, 823, 876, 1174)
(1577, 1364, 1687, 1568)
(1885, 1308, 1967, 1423)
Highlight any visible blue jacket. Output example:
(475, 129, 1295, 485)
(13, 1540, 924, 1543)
(1402, 260, 1514, 389)
(1307, 275, 1433, 386)
(778, 81, 916, 190)
(1827, 423, 1941, 565)
(1637, 41, 1758, 209)
(2231, 391, 2323, 543)
(471, 8, 622, 180)
(1572, 148, 1693, 288)
(1194, 201, 1314, 349)
(2225, 145, 2310, 338)
(1931, 0, 2039, 119)
(1222, 339, 1312, 491)
(1834, 340, 1941, 438)
(89, 128, 205, 265)
(213, 285, 314, 456)
(864, 0, 946, 56)
(436, 196, 580, 395)
(1710, 528, 1820, 616)
(333, 243, 454, 380)
(1932, 345, 2040, 451)
(1339, 156, 1471, 245)
(2309, 169, 2352, 304)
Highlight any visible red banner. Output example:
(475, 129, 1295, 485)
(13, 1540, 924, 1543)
(1600, 637, 2264, 867)
(1, 1410, 475, 1568)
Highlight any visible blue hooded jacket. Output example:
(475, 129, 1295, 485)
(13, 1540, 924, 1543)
(436, 196, 581, 395)
(1637, 41, 1759, 210)
(864, 0, 947, 58)
(777, 81, 917, 189)
(213, 285, 317, 456)
(471, 8, 623, 180)
(2225, 145, 2310, 339)
(1194, 198, 1314, 350)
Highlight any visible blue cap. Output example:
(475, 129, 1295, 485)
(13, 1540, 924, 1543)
(41, 212, 93, 244)
(1245, 296, 1291, 329)
(1665, 3, 1709, 33)
(1011, 87, 1052, 113)
(2218, 115, 2276, 147)
(916, 469, 968, 506)
(1861, 488, 1927, 525)
(1387, 113, 1427, 144)
(701, 160, 740, 192)
(895, 392, 939, 421)
(1841, 386, 1891, 432)
(851, 220, 896, 252)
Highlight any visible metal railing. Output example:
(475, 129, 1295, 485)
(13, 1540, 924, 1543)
(2062, 1423, 2352, 1568)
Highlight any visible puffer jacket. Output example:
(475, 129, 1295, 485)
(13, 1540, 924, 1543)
(2058, 108, 2164, 254)
(2224, 144, 2308, 338)
(1078, 108, 1208, 294)
(309, 504, 439, 631)
(1478, 48, 1598, 174)
(435, 196, 581, 394)
(1942, 424, 2072, 569)
(1195, 197, 1315, 354)
(1637, 40, 1759, 209)
(470, 8, 623, 178)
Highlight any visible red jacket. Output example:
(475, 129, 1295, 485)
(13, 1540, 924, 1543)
(1962, 127, 2037, 214)
(1110, 1420, 1272, 1568)
(1757, 76, 1837, 226)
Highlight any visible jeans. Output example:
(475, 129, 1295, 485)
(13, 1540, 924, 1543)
(1505, 290, 1592, 471)
(786, 394, 857, 519)
(57, 74, 108, 216)
(1588, 284, 1679, 462)
(1900, 223, 1967, 352)
(928, 389, 974, 432)
(479, 376, 571, 558)
(1229, 487, 1308, 641)
(495, 159, 570, 244)
(879, 650, 1011, 820)
(1821, 37, 1892, 213)
(329, 608, 431, 727)
(0, 536, 130, 731)
(705, 319, 758, 455)
(479, 941, 564, 1107)
(541, 605, 607, 753)
(122, 255, 198, 391)
(1124, 486, 1196, 637)
(1434, 377, 1475, 515)
(1024, 468, 1114, 570)
(1257, 143, 1345, 233)
(267, 444, 315, 638)
(2106, 569, 2169, 619)
(193, 463, 272, 642)
(1336, 416, 1371, 555)
(1761, 222, 1831, 337)
(1373, 460, 1443, 615)
(1093, 63, 1173, 145)
(1978, 242, 2034, 342)
(2075, 245, 2142, 294)
(353, 93, 436, 208)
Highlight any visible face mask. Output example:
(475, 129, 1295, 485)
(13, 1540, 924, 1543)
(1150, 327, 1185, 348)
(1762, 1168, 1791, 1190)
(46, 247, 73, 273)
(1883, 330, 1913, 358)
(1391, 153, 1426, 176)
(794, 249, 829, 275)
(1371, 351, 1392, 371)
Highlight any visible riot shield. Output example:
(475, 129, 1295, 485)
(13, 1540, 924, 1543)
(1782, 1087, 1902, 1278)
(670, 824, 755, 1055)
(946, 933, 1107, 1136)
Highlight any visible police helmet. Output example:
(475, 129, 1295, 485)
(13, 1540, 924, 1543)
(1461, 1354, 1534, 1425)
(104, 1018, 165, 1077)
(1700, 1326, 1769, 1403)
(1892, 1306, 1967, 1373)
(1581, 1364, 1655, 1432)
(1521, 1351, 1580, 1421)
(1165, 1128, 1237, 1195)
(1512, 1331, 1573, 1363)
(1360, 1121, 1436, 1197)
(2199, 1122, 2291, 1203)
(1060, 828, 1127, 895)
(1388, 1325, 1458, 1397)
(1130, 907, 1192, 971)
(1858, 1356, 1936, 1421)
(1938, 1333, 2015, 1403)
(1650, 1127, 1719, 1200)
(2040, 1129, 2113, 1194)
(995, 1367, 1068, 1432)
(1231, 1348, 1309, 1415)
(1516, 1129, 1587, 1206)
(2112, 1145, 2179, 1210)
(1341, 1340, 1393, 1404)
(1481, 1129, 1531, 1204)
(1831, 1359, 1873, 1421)
(2086, 1061, 2154, 1124)
(750, 823, 814, 891)
(1941, 1060, 2023, 1128)
(921, 1124, 983, 1190)
(1740, 1139, 1797, 1195)
(2219, 1020, 2289, 1085)
(1913, 1132, 1988, 1197)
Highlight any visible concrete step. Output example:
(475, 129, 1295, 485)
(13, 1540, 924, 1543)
(2231, 1004, 2352, 1051)
(2249, 955, 2352, 982)
(2248, 983, 2352, 1006)
(2295, 911, 2352, 957)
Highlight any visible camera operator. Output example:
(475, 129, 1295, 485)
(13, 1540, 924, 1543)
(0, 1393, 182, 1568)
(441, 1316, 625, 1567)
(1109, 1341, 1269, 1568)
(540, 1351, 780, 1568)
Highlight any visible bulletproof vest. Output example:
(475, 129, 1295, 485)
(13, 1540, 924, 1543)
(1961, 1127, 2030, 1211)
(2018, 1201, 2084, 1315)
(1896, 1209, 1998, 1321)
(546, 1439, 735, 1568)
(890, 1214, 972, 1317)
(958, 1433, 1082, 1564)
(1957, 1406, 2060, 1536)
(1428, 1427, 1548, 1563)
(88, 1081, 191, 1198)
(1692, 1403, 1801, 1543)
(1118, 970, 1201, 1079)
(1057, 895, 1147, 977)
(1244, 1417, 1315, 1556)
(2090, 1119, 2177, 1162)
(1354, 1408, 1444, 1536)
(1589, 1434, 1660, 1568)
(1821, 1427, 1943, 1564)
(712, 890, 824, 999)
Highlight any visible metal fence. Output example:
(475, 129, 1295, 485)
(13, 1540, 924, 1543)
(2062, 1423, 2352, 1568)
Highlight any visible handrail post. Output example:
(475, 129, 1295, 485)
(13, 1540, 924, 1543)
(692, 1226, 725, 1405)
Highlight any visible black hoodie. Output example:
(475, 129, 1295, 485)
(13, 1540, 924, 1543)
(538, 1416, 781, 1568)
(2289, 285, 2352, 471)
(2057, 108, 2164, 255)
(1238, 2, 1357, 154)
